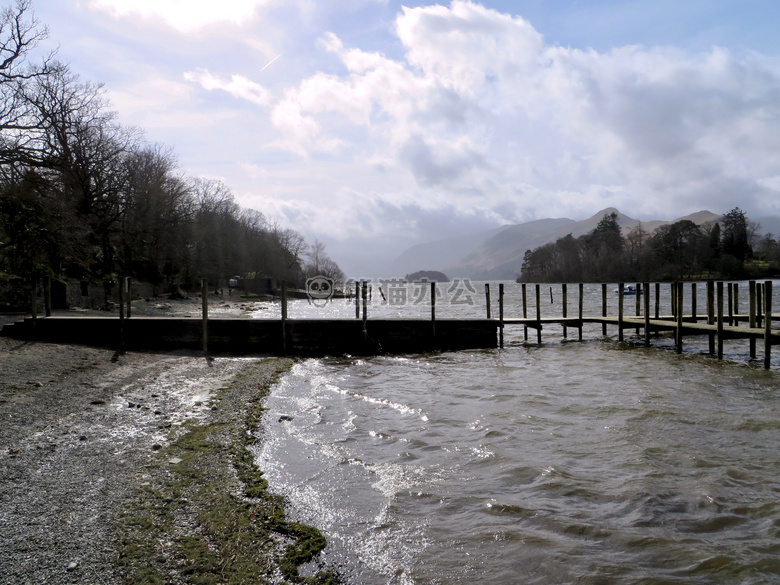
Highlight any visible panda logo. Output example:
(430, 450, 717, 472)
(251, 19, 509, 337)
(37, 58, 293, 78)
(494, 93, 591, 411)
(306, 276, 334, 306)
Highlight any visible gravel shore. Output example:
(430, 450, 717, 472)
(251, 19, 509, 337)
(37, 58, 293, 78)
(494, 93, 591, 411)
(0, 332, 333, 584)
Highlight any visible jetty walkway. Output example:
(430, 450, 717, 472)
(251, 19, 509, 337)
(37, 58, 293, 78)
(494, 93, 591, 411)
(2, 280, 779, 369)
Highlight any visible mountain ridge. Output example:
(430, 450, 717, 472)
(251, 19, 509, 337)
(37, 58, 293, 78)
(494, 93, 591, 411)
(386, 208, 728, 280)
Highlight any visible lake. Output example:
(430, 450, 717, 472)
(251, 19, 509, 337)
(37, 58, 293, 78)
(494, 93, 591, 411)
(254, 281, 780, 584)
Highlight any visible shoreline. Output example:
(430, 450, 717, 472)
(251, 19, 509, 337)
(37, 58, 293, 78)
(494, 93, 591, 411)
(0, 338, 340, 584)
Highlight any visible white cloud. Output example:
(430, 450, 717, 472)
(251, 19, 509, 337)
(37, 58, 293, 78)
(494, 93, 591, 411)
(260, 0, 780, 225)
(86, 0, 270, 32)
(183, 68, 272, 107)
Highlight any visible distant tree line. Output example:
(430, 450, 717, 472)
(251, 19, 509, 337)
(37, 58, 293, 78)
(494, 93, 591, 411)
(518, 208, 779, 283)
(0, 1, 343, 293)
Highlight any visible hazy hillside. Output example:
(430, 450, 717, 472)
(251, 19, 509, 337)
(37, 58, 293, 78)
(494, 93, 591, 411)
(384, 225, 508, 278)
(387, 208, 727, 280)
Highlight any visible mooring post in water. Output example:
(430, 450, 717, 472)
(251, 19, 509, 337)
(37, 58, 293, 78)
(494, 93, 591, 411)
(691, 282, 697, 323)
(578, 283, 584, 342)
(644, 282, 651, 346)
(671, 281, 677, 318)
(601, 283, 607, 336)
(707, 280, 715, 355)
(733, 283, 739, 326)
(118, 276, 125, 354)
(764, 280, 773, 369)
(749, 280, 757, 359)
(499, 283, 504, 349)
(675, 282, 684, 354)
(618, 283, 624, 341)
(361, 280, 368, 326)
(43, 275, 51, 317)
(562, 283, 568, 339)
(717, 281, 724, 360)
(485, 283, 491, 319)
(655, 282, 660, 320)
(728, 283, 734, 326)
(431, 281, 436, 340)
(535, 283, 542, 344)
(202, 278, 209, 354)
(757, 283, 763, 328)
(635, 282, 641, 334)
(522, 283, 528, 341)
(280, 280, 287, 353)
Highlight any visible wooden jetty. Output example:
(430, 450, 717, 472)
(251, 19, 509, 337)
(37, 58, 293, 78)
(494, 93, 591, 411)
(2, 279, 779, 369)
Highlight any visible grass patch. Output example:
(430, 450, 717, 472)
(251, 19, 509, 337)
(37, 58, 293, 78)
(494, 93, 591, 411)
(117, 357, 341, 585)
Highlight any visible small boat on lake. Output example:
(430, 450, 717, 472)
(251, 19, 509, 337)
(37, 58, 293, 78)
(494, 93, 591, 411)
(614, 285, 639, 295)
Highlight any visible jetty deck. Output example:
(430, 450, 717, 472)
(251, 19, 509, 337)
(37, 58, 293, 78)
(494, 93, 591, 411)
(3, 279, 779, 369)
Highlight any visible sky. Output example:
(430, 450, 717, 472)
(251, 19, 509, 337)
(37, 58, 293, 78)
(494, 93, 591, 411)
(28, 0, 780, 275)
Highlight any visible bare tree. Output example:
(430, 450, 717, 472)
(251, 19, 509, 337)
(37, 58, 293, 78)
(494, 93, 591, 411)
(0, 0, 62, 158)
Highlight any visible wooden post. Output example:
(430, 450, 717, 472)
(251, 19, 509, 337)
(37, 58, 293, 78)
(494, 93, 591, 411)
(671, 281, 677, 317)
(499, 283, 504, 349)
(485, 283, 491, 319)
(118, 276, 125, 354)
(707, 280, 715, 355)
(601, 283, 607, 336)
(562, 283, 568, 339)
(30, 276, 37, 326)
(675, 282, 684, 353)
(764, 280, 773, 369)
(522, 283, 528, 341)
(757, 283, 763, 328)
(535, 283, 542, 344)
(644, 282, 651, 346)
(280, 280, 288, 353)
(749, 280, 757, 359)
(43, 275, 51, 317)
(361, 280, 368, 326)
(733, 283, 739, 326)
(618, 283, 624, 341)
(717, 281, 724, 360)
(202, 278, 209, 354)
(431, 281, 436, 340)
(578, 283, 584, 342)
(126, 277, 132, 318)
(655, 282, 660, 320)
(635, 282, 641, 334)
(727, 283, 734, 326)
(355, 281, 360, 319)
(691, 282, 697, 323)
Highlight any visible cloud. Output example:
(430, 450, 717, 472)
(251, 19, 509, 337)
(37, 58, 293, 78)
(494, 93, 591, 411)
(86, 0, 270, 31)
(183, 68, 272, 107)
(261, 0, 780, 225)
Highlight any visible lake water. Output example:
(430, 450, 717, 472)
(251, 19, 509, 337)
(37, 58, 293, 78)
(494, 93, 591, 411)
(255, 281, 780, 584)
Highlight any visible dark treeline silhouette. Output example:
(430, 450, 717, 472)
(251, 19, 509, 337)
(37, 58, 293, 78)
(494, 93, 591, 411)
(0, 1, 343, 293)
(519, 208, 780, 283)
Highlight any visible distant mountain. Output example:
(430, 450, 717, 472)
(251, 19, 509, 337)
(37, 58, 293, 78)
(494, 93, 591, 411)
(384, 225, 508, 278)
(386, 208, 728, 280)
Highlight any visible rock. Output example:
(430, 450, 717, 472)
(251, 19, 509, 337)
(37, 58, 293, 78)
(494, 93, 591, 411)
(66, 560, 78, 571)
(278, 415, 294, 422)
(128, 402, 136, 408)
(79, 436, 87, 441)
(152, 444, 162, 451)
(90, 400, 106, 405)
(168, 457, 183, 465)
